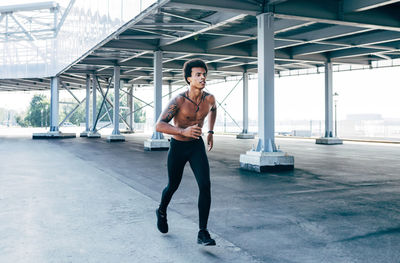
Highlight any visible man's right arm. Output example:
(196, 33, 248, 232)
(155, 97, 202, 139)
(155, 97, 182, 136)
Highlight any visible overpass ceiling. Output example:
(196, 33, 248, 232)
(2, 0, 400, 91)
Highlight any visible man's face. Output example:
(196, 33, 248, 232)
(188, 67, 207, 89)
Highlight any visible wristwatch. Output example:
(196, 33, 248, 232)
(208, 130, 214, 134)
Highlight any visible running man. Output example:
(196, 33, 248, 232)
(155, 59, 217, 246)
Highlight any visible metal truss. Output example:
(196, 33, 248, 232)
(0, 0, 75, 42)
(58, 79, 87, 127)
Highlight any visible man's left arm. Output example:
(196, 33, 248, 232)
(207, 95, 217, 151)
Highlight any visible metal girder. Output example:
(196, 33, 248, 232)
(9, 14, 36, 41)
(329, 47, 386, 59)
(274, 0, 400, 32)
(159, 12, 247, 47)
(333, 30, 400, 46)
(60, 80, 81, 103)
(167, 0, 260, 15)
(282, 25, 372, 43)
(343, 0, 400, 13)
(54, 0, 75, 37)
(206, 20, 312, 50)
(134, 23, 206, 28)
(0, 2, 59, 13)
(160, 10, 211, 25)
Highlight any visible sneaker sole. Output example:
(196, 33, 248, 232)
(197, 239, 216, 246)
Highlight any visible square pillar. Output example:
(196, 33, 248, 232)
(80, 74, 91, 137)
(168, 81, 172, 100)
(316, 62, 343, 145)
(239, 13, 293, 172)
(88, 74, 101, 138)
(108, 66, 125, 142)
(237, 71, 254, 139)
(144, 51, 169, 150)
(33, 76, 75, 139)
(126, 85, 134, 133)
(49, 76, 59, 132)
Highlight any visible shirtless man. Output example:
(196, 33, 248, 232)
(155, 59, 217, 246)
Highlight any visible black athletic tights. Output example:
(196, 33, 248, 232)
(159, 137, 211, 230)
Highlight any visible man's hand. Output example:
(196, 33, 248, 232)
(182, 124, 202, 139)
(207, 132, 213, 151)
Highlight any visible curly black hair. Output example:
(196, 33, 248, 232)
(182, 59, 208, 85)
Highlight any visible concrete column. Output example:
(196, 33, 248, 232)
(144, 51, 169, 150)
(108, 66, 125, 141)
(237, 72, 254, 139)
(92, 74, 97, 131)
(80, 74, 91, 137)
(256, 13, 276, 152)
(127, 85, 134, 132)
(33, 76, 76, 138)
(243, 72, 249, 133)
(88, 74, 101, 138)
(316, 62, 343, 145)
(168, 81, 172, 101)
(112, 67, 121, 135)
(49, 76, 59, 132)
(325, 62, 333, 137)
(152, 50, 164, 139)
(239, 13, 294, 172)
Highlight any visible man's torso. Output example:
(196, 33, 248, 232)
(172, 91, 213, 141)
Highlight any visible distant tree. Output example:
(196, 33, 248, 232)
(134, 100, 146, 123)
(15, 115, 28, 127)
(68, 105, 85, 126)
(24, 94, 50, 127)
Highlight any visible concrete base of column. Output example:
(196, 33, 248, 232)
(236, 133, 255, 139)
(32, 131, 76, 139)
(80, 130, 90, 137)
(316, 137, 343, 145)
(107, 134, 125, 142)
(240, 150, 294, 172)
(144, 139, 170, 151)
(87, 131, 101, 138)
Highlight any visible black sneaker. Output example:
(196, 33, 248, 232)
(197, 229, 216, 246)
(156, 208, 168, 233)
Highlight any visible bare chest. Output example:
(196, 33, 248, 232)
(177, 101, 210, 122)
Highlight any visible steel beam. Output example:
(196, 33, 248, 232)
(256, 13, 276, 152)
(112, 66, 121, 135)
(152, 51, 164, 140)
(49, 76, 59, 132)
(167, 0, 259, 15)
(0, 2, 59, 13)
(85, 74, 91, 132)
(91, 74, 97, 132)
(242, 72, 249, 134)
(274, 0, 400, 32)
(316, 62, 343, 144)
(324, 62, 334, 138)
(168, 81, 172, 100)
(343, 0, 400, 13)
(127, 86, 134, 132)
(54, 0, 75, 37)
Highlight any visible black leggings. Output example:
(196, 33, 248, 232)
(159, 137, 211, 230)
